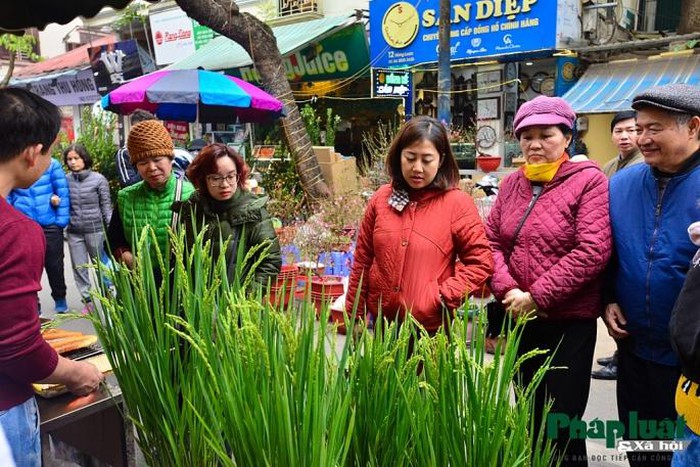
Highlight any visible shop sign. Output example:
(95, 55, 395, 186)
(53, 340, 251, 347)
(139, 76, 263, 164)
(150, 9, 195, 65)
(21, 68, 100, 107)
(149, 9, 219, 65)
(229, 24, 369, 83)
(89, 39, 145, 95)
(555, 56, 581, 97)
(373, 69, 411, 98)
(369, 0, 557, 68)
(165, 121, 189, 146)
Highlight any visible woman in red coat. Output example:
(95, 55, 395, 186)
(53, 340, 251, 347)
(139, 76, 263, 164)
(485, 96, 612, 466)
(346, 116, 492, 334)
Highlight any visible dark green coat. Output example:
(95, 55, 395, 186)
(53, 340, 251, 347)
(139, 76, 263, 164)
(173, 190, 281, 287)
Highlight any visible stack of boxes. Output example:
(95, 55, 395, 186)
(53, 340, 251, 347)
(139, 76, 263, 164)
(312, 146, 358, 194)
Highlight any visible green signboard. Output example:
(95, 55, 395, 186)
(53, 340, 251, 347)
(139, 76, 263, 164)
(228, 24, 370, 83)
(192, 21, 219, 50)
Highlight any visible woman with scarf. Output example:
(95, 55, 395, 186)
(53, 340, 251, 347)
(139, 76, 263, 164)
(346, 116, 492, 335)
(63, 143, 112, 313)
(173, 143, 281, 288)
(485, 96, 612, 466)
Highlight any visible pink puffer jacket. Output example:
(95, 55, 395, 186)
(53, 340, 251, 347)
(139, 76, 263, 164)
(485, 160, 612, 320)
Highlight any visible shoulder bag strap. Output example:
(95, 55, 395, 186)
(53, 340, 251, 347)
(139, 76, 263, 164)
(170, 178, 184, 231)
(507, 184, 543, 255)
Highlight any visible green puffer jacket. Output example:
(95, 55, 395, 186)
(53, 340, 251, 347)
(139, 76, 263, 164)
(118, 176, 194, 261)
(172, 189, 281, 287)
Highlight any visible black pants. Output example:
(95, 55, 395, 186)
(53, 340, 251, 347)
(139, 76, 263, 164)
(517, 319, 597, 467)
(43, 225, 66, 301)
(616, 344, 680, 467)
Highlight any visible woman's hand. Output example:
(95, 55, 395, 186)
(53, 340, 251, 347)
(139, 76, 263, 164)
(503, 289, 547, 318)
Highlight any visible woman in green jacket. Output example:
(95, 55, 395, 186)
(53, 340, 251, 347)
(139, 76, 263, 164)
(173, 143, 281, 288)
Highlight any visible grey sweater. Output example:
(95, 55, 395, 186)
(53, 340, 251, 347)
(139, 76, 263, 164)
(66, 170, 113, 234)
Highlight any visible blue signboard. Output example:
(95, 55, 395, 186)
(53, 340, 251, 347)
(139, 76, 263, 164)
(370, 0, 558, 68)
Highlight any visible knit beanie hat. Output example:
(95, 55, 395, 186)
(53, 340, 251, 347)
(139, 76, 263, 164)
(514, 96, 576, 138)
(127, 120, 174, 164)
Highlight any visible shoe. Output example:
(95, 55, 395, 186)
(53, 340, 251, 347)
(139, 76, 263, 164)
(591, 363, 618, 380)
(54, 298, 68, 313)
(80, 303, 94, 315)
(596, 355, 615, 366)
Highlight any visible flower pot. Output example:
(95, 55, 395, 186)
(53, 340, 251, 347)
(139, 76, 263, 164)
(309, 275, 345, 317)
(330, 308, 347, 334)
(476, 156, 501, 173)
(296, 261, 326, 291)
(267, 264, 298, 307)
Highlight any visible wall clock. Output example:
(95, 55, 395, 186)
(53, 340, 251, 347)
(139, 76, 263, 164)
(477, 125, 497, 149)
(382, 2, 420, 49)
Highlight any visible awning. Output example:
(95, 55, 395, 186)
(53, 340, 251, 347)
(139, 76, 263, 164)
(562, 54, 700, 114)
(167, 14, 359, 73)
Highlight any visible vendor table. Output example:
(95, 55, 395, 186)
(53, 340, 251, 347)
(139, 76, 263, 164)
(38, 374, 136, 466)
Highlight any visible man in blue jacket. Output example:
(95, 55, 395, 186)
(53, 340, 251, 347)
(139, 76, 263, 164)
(9, 158, 70, 312)
(605, 83, 700, 466)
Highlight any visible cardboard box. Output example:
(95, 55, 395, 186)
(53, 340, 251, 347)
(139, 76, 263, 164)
(319, 157, 358, 194)
(313, 146, 339, 164)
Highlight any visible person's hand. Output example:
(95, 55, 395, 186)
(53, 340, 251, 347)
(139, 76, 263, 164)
(64, 360, 104, 396)
(503, 289, 547, 318)
(50, 195, 60, 207)
(120, 251, 134, 269)
(603, 303, 629, 339)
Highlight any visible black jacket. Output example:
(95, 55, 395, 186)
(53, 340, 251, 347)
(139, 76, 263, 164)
(670, 251, 700, 382)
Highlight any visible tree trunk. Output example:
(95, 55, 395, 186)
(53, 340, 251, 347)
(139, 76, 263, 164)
(0, 51, 16, 87)
(678, 0, 700, 34)
(437, 0, 451, 125)
(175, 0, 330, 200)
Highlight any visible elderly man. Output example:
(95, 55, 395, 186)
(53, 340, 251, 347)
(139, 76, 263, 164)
(593, 110, 643, 380)
(605, 84, 700, 467)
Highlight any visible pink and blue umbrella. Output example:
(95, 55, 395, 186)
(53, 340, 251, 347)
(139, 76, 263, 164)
(101, 69, 285, 123)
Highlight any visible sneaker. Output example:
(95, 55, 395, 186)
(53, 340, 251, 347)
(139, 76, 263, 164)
(54, 298, 68, 313)
(591, 363, 618, 380)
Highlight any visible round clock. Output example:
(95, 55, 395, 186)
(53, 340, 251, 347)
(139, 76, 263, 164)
(382, 2, 420, 49)
(477, 125, 497, 149)
(531, 71, 548, 94)
(540, 77, 555, 97)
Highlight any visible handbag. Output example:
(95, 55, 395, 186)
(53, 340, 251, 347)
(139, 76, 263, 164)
(487, 185, 543, 337)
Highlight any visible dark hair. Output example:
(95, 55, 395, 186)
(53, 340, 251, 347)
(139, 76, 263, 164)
(610, 110, 636, 133)
(0, 87, 61, 163)
(186, 143, 250, 193)
(130, 109, 156, 125)
(62, 143, 93, 170)
(385, 116, 459, 191)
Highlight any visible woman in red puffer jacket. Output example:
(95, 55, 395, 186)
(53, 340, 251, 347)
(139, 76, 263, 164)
(346, 116, 492, 334)
(486, 96, 612, 467)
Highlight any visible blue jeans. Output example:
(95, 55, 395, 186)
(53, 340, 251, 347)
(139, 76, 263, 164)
(0, 397, 41, 466)
(673, 426, 700, 467)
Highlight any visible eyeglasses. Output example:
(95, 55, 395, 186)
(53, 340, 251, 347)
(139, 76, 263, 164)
(206, 174, 237, 186)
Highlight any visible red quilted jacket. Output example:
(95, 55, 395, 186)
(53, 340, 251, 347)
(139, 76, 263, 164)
(346, 185, 493, 332)
(485, 160, 612, 320)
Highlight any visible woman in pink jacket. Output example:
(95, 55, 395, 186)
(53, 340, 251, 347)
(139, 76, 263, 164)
(486, 96, 612, 466)
(346, 116, 492, 335)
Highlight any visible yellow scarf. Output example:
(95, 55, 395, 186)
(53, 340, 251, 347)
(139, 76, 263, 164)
(522, 153, 569, 182)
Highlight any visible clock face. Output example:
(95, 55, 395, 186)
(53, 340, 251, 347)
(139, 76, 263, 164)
(477, 125, 497, 149)
(382, 2, 420, 49)
(540, 77, 555, 97)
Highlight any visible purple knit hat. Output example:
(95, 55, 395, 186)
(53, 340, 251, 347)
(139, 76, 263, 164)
(513, 96, 576, 137)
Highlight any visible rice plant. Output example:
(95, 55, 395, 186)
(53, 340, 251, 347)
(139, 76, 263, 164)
(89, 227, 556, 466)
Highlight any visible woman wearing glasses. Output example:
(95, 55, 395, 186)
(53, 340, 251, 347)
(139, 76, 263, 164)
(173, 143, 281, 287)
